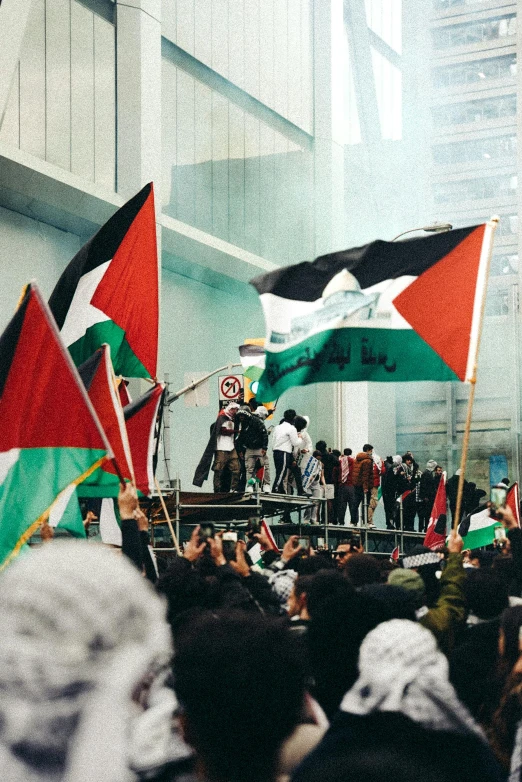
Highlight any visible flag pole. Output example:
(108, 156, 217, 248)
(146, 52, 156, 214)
(154, 477, 181, 554)
(453, 216, 499, 531)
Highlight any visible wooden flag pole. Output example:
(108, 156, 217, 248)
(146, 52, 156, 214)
(453, 216, 499, 531)
(154, 477, 181, 554)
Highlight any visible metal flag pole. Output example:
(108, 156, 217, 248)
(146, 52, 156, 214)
(453, 217, 500, 531)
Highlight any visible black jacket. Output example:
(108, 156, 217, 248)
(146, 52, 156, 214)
(236, 415, 268, 452)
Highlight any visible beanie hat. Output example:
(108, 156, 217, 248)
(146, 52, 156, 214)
(255, 405, 269, 419)
(426, 460, 437, 471)
(388, 569, 426, 609)
(238, 405, 251, 416)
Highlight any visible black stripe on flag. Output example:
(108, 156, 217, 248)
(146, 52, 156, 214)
(78, 348, 104, 392)
(123, 384, 163, 421)
(49, 183, 152, 329)
(251, 225, 479, 302)
(0, 286, 31, 398)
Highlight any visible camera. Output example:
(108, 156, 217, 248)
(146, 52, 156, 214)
(246, 517, 261, 538)
(198, 523, 215, 544)
(490, 484, 508, 519)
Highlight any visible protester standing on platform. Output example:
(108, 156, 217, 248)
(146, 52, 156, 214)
(368, 451, 384, 527)
(272, 409, 305, 495)
(351, 444, 374, 526)
(193, 402, 240, 492)
(236, 404, 270, 493)
(315, 441, 339, 523)
(338, 448, 355, 526)
(419, 460, 439, 533)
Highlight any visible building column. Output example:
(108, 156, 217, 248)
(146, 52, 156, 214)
(0, 0, 33, 124)
(312, 0, 347, 448)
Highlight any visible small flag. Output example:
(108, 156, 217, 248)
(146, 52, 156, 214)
(250, 223, 495, 401)
(118, 378, 132, 407)
(424, 473, 448, 550)
(390, 545, 400, 563)
(122, 384, 164, 496)
(261, 518, 279, 551)
(0, 284, 110, 568)
(77, 345, 134, 496)
(49, 183, 158, 380)
(506, 482, 520, 527)
(254, 458, 265, 484)
(239, 343, 265, 382)
(459, 507, 500, 549)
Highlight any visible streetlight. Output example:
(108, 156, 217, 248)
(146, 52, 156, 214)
(391, 222, 453, 242)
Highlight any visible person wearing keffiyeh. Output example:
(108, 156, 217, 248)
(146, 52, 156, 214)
(291, 620, 504, 782)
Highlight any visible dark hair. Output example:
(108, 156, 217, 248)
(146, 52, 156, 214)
(344, 448, 352, 456)
(500, 606, 522, 670)
(363, 443, 373, 452)
(313, 450, 323, 459)
(344, 554, 381, 588)
(402, 453, 413, 462)
(173, 612, 306, 782)
(294, 574, 315, 599)
(315, 440, 327, 452)
(293, 415, 307, 432)
(283, 409, 296, 422)
(332, 449, 341, 457)
(464, 569, 510, 620)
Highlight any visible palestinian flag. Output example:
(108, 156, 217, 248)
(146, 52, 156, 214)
(77, 345, 134, 497)
(390, 545, 400, 563)
(239, 343, 265, 382)
(506, 482, 520, 527)
(424, 473, 448, 550)
(458, 506, 500, 549)
(49, 183, 158, 380)
(251, 222, 496, 400)
(0, 284, 110, 568)
(48, 485, 86, 538)
(122, 383, 164, 496)
(261, 518, 279, 551)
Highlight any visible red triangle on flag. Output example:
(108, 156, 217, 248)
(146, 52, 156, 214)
(79, 345, 134, 483)
(506, 483, 520, 527)
(393, 225, 487, 381)
(0, 286, 110, 452)
(91, 184, 158, 379)
(119, 384, 164, 496)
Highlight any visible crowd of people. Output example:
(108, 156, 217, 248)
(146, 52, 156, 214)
(4, 478, 522, 782)
(193, 402, 491, 531)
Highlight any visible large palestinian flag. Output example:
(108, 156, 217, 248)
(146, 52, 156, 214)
(49, 183, 158, 380)
(0, 284, 110, 568)
(76, 344, 134, 497)
(458, 507, 501, 549)
(251, 222, 495, 400)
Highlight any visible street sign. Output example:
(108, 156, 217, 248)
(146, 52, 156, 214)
(219, 374, 243, 401)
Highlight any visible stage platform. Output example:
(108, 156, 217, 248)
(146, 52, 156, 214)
(144, 488, 427, 555)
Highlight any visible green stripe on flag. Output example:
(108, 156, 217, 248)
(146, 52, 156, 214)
(257, 326, 458, 401)
(68, 321, 151, 379)
(0, 447, 106, 567)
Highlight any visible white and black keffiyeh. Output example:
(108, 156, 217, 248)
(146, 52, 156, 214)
(0, 541, 188, 782)
(402, 552, 441, 569)
(340, 619, 485, 739)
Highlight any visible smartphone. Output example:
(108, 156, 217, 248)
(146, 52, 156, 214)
(248, 517, 261, 535)
(298, 536, 310, 549)
(490, 485, 508, 517)
(494, 526, 507, 542)
(199, 523, 215, 543)
(222, 530, 238, 559)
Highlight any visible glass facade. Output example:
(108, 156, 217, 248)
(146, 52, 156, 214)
(433, 134, 517, 165)
(432, 14, 516, 50)
(161, 58, 314, 264)
(432, 173, 517, 204)
(432, 93, 517, 127)
(0, 0, 116, 189)
(432, 54, 516, 89)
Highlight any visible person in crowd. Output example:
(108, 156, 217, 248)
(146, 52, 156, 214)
(173, 611, 309, 782)
(395, 452, 419, 531)
(235, 404, 270, 493)
(287, 574, 314, 634)
(315, 441, 339, 523)
(344, 553, 381, 589)
(388, 531, 466, 655)
(303, 450, 326, 524)
(0, 540, 191, 782)
(381, 455, 398, 529)
(368, 451, 384, 528)
(292, 620, 504, 782)
(193, 401, 240, 492)
(272, 409, 305, 495)
(351, 444, 374, 526)
(447, 469, 469, 523)
(450, 569, 510, 731)
(418, 459, 439, 533)
(332, 536, 364, 569)
(337, 448, 355, 526)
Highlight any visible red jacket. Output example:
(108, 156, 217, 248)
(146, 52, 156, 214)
(351, 453, 373, 491)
